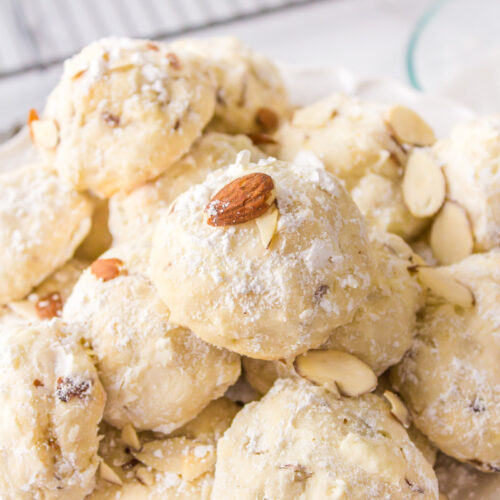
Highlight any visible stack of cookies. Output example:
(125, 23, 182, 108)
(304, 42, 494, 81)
(0, 36, 499, 500)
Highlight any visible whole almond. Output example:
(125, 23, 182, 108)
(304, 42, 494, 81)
(91, 258, 124, 281)
(206, 173, 276, 226)
(36, 292, 63, 320)
(255, 107, 279, 132)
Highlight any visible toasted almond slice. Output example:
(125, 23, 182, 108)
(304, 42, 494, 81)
(31, 119, 59, 149)
(121, 424, 141, 451)
(430, 202, 473, 265)
(384, 390, 411, 428)
(294, 350, 377, 397)
(132, 437, 215, 480)
(416, 266, 475, 308)
(292, 100, 337, 128)
(36, 292, 63, 320)
(256, 205, 279, 249)
(386, 106, 436, 146)
(99, 461, 123, 485)
(403, 150, 446, 217)
(8, 300, 37, 320)
(91, 258, 124, 281)
(135, 465, 154, 486)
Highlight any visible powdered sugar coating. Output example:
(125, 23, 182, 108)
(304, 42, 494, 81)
(276, 93, 429, 239)
(0, 319, 105, 500)
(0, 164, 92, 305)
(63, 244, 240, 433)
(170, 37, 289, 134)
(40, 37, 216, 197)
(391, 251, 500, 472)
(212, 378, 438, 499)
(433, 115, 500, 251)
(151, 153, 372, 359)
(109, 132, 265, 246)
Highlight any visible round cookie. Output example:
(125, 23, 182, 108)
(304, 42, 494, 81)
(324, 230, 423, 374)
(391, 251, 500, 472)
(151, 151, 372, 360)
(0, 319, 105, 500)
(63, 244, 241, 433)
(88, 398, 239, 500)
(37, 37, 216, 197)
(0, 164, 92, 305)
(276, 93, 431, 239)
(212, 378, 439, 499)
(171, 37, 289, 134)
(109, 132, 265, 246)
(433, 115, 500, 251)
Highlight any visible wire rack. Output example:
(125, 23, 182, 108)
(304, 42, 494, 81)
(0, 0, 321, 141)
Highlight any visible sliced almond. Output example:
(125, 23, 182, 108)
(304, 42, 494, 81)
(135, 465, 154, 486)
(91, 258, 124, 281)
(31, 119, 59, 149)
(430, 202, 473, 265)
(416, 266, 474, 308)
(256, 205, 279, 249)
(384, 390, 411, 428)
(132, 437, 215, 480)
(121, 424, 141, 451)
(8, 300, 37, 320)
(206, 173, 276, 226)
(294, 350, 377, 397)
(386, 106, 436, 146)
(292, 100, 337, 128)
(403, 150, 446, 217)
(36, 293, 63, 320)
(99, 461, 123, 485)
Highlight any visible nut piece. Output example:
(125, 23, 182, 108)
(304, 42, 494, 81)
(386, 106, 436, 146)
(99, 461, 123, 485)
(255, 107, 279, 131)
(27, 108, 39, 141)
(294, 349, 377, 397)
(30, 119, 59, 149)
(91, 258, 124, 281)
(403, 150, 446, 217)
(430, 202, 474, 265)
(132, 437, 215, 480)
(135, 465, 154, 486)
(416, 266, 475, 308)
(206, 173, 276, 226)
(247, 133, 277, 146)
(292, 100, 337, 128)
(36, 292, 63, 320)
(384, 390, 411, 428)
(255, 205, 279, 249)
(121, 424, 141, 451)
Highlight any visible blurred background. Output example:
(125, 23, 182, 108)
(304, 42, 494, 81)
(1, 0, 499, 141)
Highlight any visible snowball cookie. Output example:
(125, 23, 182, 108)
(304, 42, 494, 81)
(433, 115, 500, 250)
(63, 243, 240, 433)
(151, 152, 372, 360)
(0, 319, 106, 500)
(109, 132, 265, 246)
(0, 164, 92, 305)
(8, 258, 88, 321)
(276, 93, 430, 239)
(170, 37, 289, 134)
(391, 251, 500, 472)
(38, 37, 216, 197)
(324, 230, 423, 374)
(88, 397, 239, 500)
(212, 378, 438, 499)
